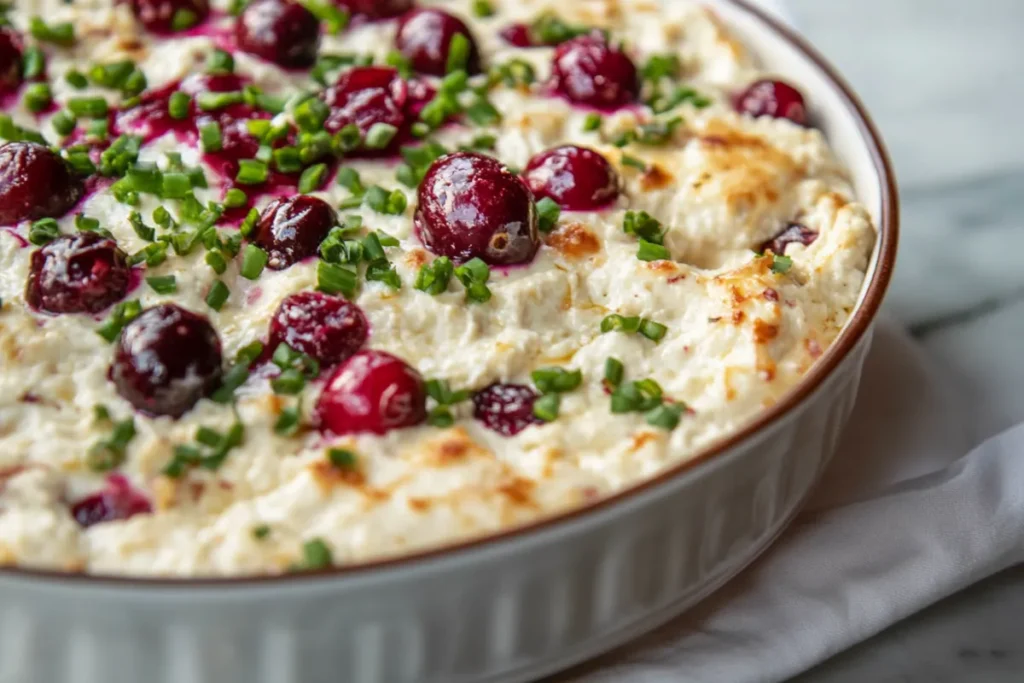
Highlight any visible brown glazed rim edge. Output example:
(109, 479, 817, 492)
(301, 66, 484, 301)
(2, 0, 899, 588)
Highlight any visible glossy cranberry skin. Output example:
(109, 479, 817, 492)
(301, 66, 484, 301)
(523, 145, 619, 211)
(316, 350, 426, 435)
(322, 66, 407, 145)
(761, 222, 818, 255)
(129, 0, 209, 32)
(26, 233, 131, 314)
(735, 79, 807, 125)
(252, 196, 335, 270)
(472, 383, 540, 436)
(335, 0, 411, 20)
(268, 292, 368, 366)
(71, 475, 151, 528)
(236, 0, 321, 68)
(416, 152, 539, 265)
(551, 34, 639, 109)
(395, 8, 480, 77)
(111, 304, 223, 418)
(0, 142, 84, 225)
(0, 27, 23, 94)
(499, 23, 532, 48)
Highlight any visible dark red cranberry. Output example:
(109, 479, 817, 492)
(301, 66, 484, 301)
(116, 82, 193, 142)
(499, 23, 533, 48)
(111, 304, 223, 418)
(761, 222, 818, 255)
(0, 142, 84, 225)
(268, 292, 368, 366)
(335, 0, 411, 20)
(236, 0, 321, 69)
(472, 383, 540, 436)
(129, 0, 210, 32)
(551, 34, 639, 109)
(252, 196, 335, 270)
(416, 152, 539, 265)
(735, 79, 807, 125)
(26, 233, 130, 314)
(316, 350, 426, 435)
(71, 475, 151, 528)
(322, 66, 407, 146)
(0, 27, 23, 94)
(523, 145, 619, 210)
(395, 8, 481, 77)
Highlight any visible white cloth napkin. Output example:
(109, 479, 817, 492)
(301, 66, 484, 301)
(557, 317, 1024, 682)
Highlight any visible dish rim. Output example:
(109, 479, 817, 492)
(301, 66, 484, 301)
(0, 0, 899, 588)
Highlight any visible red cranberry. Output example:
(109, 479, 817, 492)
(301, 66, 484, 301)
(71, 475, 151, 528)
(111, 304, 223, 418)
(129, 0, 210, 32)
(0, 27, 23, 94)
(395, 8, 481, 77)
(252, 195, 335, 270)
(499, 23, 533, 47)
(117, 82, 193, 142)
(236, 0, 321, 69)
(551, 34, 639, 109)
(322, 66, 407, 146)
(268, 292, 368, 366)
(26, 233, 131, 314)
(316, 350, 426, 435)
(472, 383, 540, 436)
(735, 79, 807, 125)
(335, 0, 411, 20)
(416, 152, 539, 265)
(523, 145, 619, 210)
(0, 142, 84, 225)
(761, 222, 818, 255)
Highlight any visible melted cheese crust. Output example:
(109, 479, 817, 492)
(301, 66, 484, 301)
(0, 0, 875, 575)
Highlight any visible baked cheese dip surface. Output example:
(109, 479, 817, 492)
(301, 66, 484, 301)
(0, 0, 875, 576)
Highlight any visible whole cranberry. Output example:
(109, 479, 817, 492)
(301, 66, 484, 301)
(268, 292, 368, 366)
(551, 34, 639, 109)
(0, 142, 84, 225)
(316, 350, 426, 435)
(472, 383, 540, 436)
(26, 233, 131, 314)
(335, 0, 411, 20)
(761, 222, 818, 255)
(110, 304, 223, 418)
(499, 23, 533, 48)
(735, 79, 807, 125)
(71, 475, 151, 528)
(252, 196, 335, 270)
(523, 145, 619, 210)
(129, 0, 210, 32)
(0, 27, 23, 94)
(322, 66, 407, 145)
(416, 152, 539, 265)
(395, 8, 481, 77)
(236, 0, 321, 69)
(116, 82, 195, 142)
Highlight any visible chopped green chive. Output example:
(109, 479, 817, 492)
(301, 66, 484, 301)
(533, 393, 560, 422)
(87, 417, 136, 472)
(197, 121, 222, 152)
(240, 244, 268, 280)
(272, 146, 302, 173)
(239, 208, 261, 238)
(454, 257, 491, 304)
(582, 112, 602, 132)
(167, 91, 191, 119)
(327, 448, 358, 470)
(621, 154, 647, 171)
(414, 256, 453, 295)
(528, 11, 592, 45)
(622, 210, 665, 245)
(64, 69, 88, 89)
(171, 8, 199, 31)
(638, 318, 668, 342)
(28, 218, 60, 245)
(645, 402, 685, 430)
(197, 90, 245, 111)
(274, 402, 302, 436)
(637, 239, 670, 262)
(604, 357, 624, 388)
(316, 260, 357, 297)
(51, 110, 76, 136)
(223, 187, 248, 209)
(335, 166, 364, 194)
(22, 47, 45, 80)
(146, 275, 177, 294)
(770, 254, 793, 274)
(300, 0, 350, 34)
(205, 280, 230, 311)
(531, 367, 582, 394)
(298, 162, 328, 193)
(29, 17, 74, 46)
(293, 96, 329, 132)
(22, 83, 52, 113)
(208, 48, 235, 74)
(252, 524, 271, 540)
(364, 122, 398, 150)
(535, 197, 561, 233)
(601, 314, 668, 343)
(445, 33, 470, 74)
(296, 538, 333, 570)
(161, 172, 192, 199)
(471, 0, 495, 17)
(235, 159, 269, 185)
(365, 260, 401, 290)
(96, 300, 142, 342)
(67, 96, 108, 118)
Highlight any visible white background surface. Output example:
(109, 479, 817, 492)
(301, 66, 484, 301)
(786, 0, 1024, 680)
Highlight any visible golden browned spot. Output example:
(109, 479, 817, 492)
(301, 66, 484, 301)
(668, 274, 687, 284)
(410, 427, 491, 466)
(724, 367, 738, 401)
(732, 310, 745, 324)
(629, 431, 659, 452)
(644, 259, 679, 276)
(151, 476, 179, 511)
(407, 497, 431, 512)
(546, 222, 601, 259)
(309, 460, 366, 490)
(640, 164, 674, 191)
(0, 545, 15, 566)
(754, 319, 779, 344)
(498, 477, 537, 507)
(404, 249, 430, 269)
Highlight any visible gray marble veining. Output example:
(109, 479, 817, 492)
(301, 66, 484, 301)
(783, 0, 1024, 680)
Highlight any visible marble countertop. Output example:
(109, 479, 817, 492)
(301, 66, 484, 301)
(784, 0, 1024, 680)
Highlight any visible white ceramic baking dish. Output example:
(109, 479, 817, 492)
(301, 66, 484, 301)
(0, 2, 898, 681)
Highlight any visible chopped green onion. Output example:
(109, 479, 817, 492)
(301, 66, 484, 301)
(208, 48, 235, 74)
(327, 448, 358, 470)
(364, 122, 398, 150)
(535, 197, 561, 233)
(274, 403, 302, 436)
(333, 123, 362, 152)
(171, 8, 199, 31)
(454, 257, 491, 304)
(293, 96, 329, 132)
(239, 244, 268, 280)
(445, 33, 470, 74)
(160, 172, 192, 199)
(28, 218, 60, 245)
(167, 91, 191, 120)
(604, 357, 624, 388)
(531, 367, 582, 394)
(146, 275, 177, 294)
(622, 210, 665, 245)
(272, 146, 302, 173)
(645, 402, 685, 430)
(638, 318, 668, 342)
(621, 154, 647, 171)
(252, 524, 271, 540)
(464, 97, 501, 126)
(414, 256, 453, 295)
(533, 393, 560, 422)
(300, 0, 349, 35)
(296, 538, 333, 571)
(637, 239, 670, 262)
(51, 110, 76, 136)
(600, 314, 641, 334)
(22, 47, 45, 80)
(582, 112, 602, 132)
(235, 159, 269, 185)
(316, 260, 357, 297)
(205, 250, 228, 275)
(64, 69, 88, 89)
(197, 91, 245, 112)
(365, 260, 401, 290)
(271, 368, 306, 395)
(96, 300, 142, 342)
(770, 254, 793, 274)
(471, 0, 495, 17)
(199, 121, 222, 152)
(205, 280, 230, 311)
(298, 162, 328, 193)
(239, 207, 261, 237)
(129, 211, 156, 242)
(87, 417, 136, 472)
(22, 83, 52, 113)
(223, 188, 248, 209)
(67, 96, 108, 118)
(29, 17, 74, 46)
